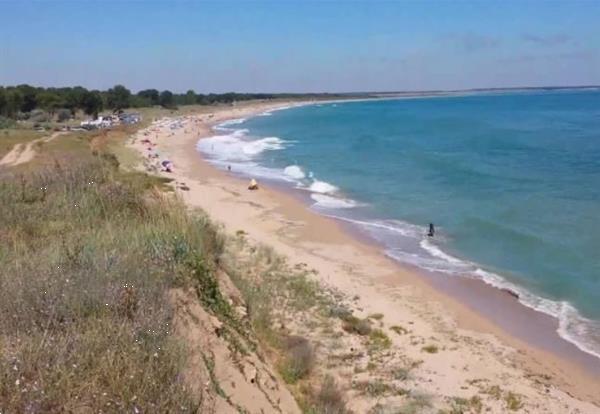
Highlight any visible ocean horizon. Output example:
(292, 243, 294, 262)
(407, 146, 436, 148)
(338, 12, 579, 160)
(197, 90, 600, 360)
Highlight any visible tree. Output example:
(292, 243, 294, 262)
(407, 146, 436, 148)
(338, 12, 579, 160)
(37, 91, 62, 116)
(0, 88, 6, 117)
(159, 90, 174, 108)
(82, 90, 103, 119)
(137, 89, 160, 106)
(16, 84, 39, 112)
(106, 84, 131, 111)
(64, 86, 88, 115)
(183, 89, 196, 105)
(4, 89, 24, 118)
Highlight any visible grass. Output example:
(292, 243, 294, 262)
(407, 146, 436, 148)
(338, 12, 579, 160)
(505, 391, 523, 411)
(368, 313, 384, 321)
(397, 392, 432, 414)
(422, 344, 439, 354)
(279, 336, 315, 384)
(341, 315, 372, 336)
(482, 385, 523, 411)
(390, 325, 409, 335)
(369, 329, 392, 351)
(445, 396, 483, 414)
(353, 379, 407, 398)
(0, 128, 45, 158)
(0, 150, 229, 412)
(302, 376, 348, 414)
(392, 366, 412, 381)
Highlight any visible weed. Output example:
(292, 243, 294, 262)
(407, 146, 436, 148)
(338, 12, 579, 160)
(279, 336, 314, 384)
(341, 315, 372, 336)
(390, 325, 409, 335)
(484, 385, 502, 400)
(354, 380, 406, 398)
(392, 366, 412, 381)
(422, 344, 439, 354)
(308, 375, 348, 414)
(369, 329, 392, 351)
(505, 391, 523, 411)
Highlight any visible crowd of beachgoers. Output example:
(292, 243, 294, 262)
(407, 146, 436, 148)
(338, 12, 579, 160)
(135, 116, 201, 174)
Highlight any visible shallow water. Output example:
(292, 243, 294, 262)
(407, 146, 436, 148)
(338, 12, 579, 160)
(197, 90, 600, 359)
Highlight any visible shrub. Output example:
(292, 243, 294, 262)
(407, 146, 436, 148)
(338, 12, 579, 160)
(279, 336, 314, 384)
(422, 344, 439, 354)
(56, 108, 72, 122)
(341, 315, 372, 336)
(369, 329, 392, 350)
(0, 115, 16, 129)
(392, 366, 412, 381)
(354, 379, 406, 398)
(390, 325, 408, 335)
(311, 375, 348, 414)
(505, 391, 523, 411)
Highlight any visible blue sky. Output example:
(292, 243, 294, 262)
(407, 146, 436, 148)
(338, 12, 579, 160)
(1, 0, 599, 93)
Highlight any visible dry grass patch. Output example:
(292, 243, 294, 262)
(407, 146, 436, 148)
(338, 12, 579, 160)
(369, 329, 392, 351)
(279, 336, 315, 384)
(341, 315, 372, 336)
(353, 379, 407, 398)
(302, 375, 349, 414)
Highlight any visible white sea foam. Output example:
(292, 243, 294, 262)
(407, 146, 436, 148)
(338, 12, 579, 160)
(310, 193, 359, 209)
(197, 133, 285, 162)
(309, 180, 338, 194)
(284, 165, 306, 179)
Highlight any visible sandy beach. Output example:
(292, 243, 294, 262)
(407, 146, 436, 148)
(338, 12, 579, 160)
(129, 100, 600, 412)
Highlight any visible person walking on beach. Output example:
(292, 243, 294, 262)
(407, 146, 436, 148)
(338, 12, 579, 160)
(428, 223, 435, 237)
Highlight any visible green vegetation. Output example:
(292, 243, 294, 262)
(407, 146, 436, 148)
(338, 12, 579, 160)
(368, 312, 384, 320)
(302, 376, 348, 414)
(353, 379, 407, 398)
(341, 315, 372, 336)
(392, 366, 412, 381)
(390, 324, 409, 335)
(444, 396, 483, 414)
(0, 83, 356, 122)
(0, 128, 44, 158)
(279, 336, 315, 384)
(422, 344, 439, 354)
(482, 385, 523, 411)
(0, 141, 227, 411)
(505, 391, 524, 411)
(368, 329, 392, 351)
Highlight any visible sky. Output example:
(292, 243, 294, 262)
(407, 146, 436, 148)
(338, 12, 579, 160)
(1, 0, 599, 93)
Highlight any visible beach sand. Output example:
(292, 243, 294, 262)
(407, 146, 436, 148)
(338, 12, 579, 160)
(129, 100, 600, 412)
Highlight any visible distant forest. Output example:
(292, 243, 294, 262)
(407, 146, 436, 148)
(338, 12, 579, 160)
(0, 84, 348, 120)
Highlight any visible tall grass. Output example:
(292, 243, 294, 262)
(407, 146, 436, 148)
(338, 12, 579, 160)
(0, 156, 223, 412)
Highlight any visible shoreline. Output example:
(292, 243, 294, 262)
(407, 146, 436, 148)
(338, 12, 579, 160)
(129, 100, 600, 409)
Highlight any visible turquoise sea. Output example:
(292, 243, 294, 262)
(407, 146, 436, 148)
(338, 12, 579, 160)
(197, 90, 600, 359)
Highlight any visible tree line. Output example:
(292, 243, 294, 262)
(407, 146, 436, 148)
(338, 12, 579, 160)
(0, 84, 339, 120)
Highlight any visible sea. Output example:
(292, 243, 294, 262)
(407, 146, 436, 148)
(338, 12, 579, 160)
(197, 90, 600, 360)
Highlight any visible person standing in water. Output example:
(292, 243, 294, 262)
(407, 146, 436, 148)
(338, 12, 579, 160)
(428, 223, 435, 237)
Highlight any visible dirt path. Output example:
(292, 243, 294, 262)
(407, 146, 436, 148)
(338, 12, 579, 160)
(0, 131, 65, 167)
